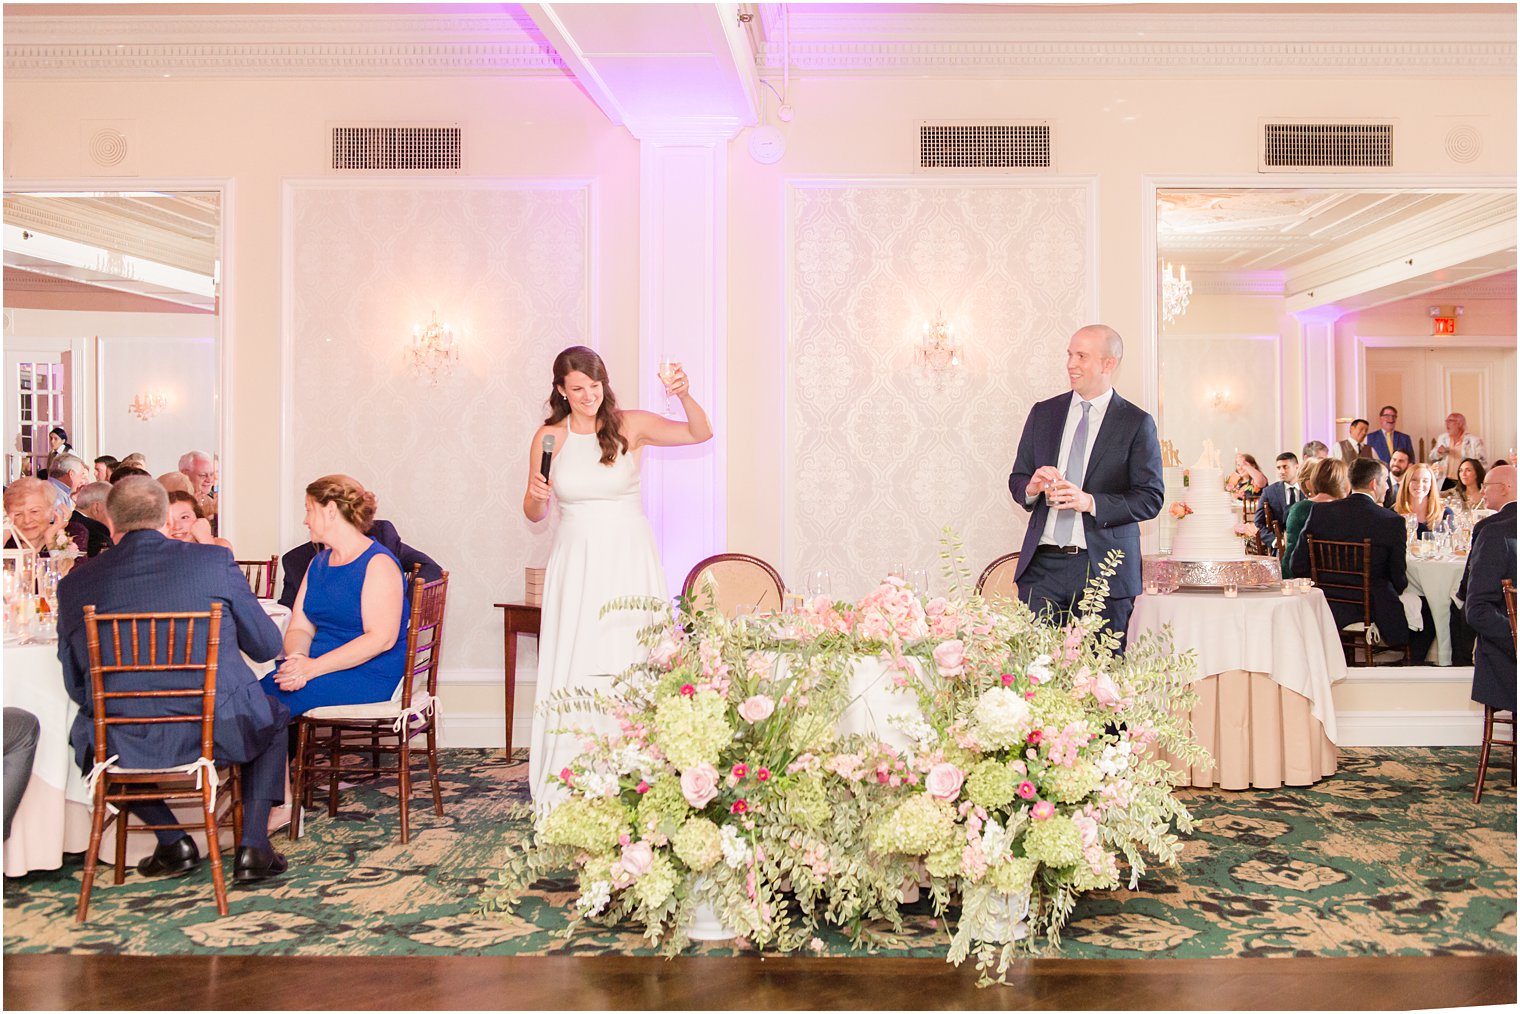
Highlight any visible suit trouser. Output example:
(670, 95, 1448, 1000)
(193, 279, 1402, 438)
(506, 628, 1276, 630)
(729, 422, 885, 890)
(1017, 548, 1134, 654)
(3, 708, 41, 841)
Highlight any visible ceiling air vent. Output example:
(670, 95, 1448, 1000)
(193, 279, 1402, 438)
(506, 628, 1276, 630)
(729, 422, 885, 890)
(1260, 121, 1394, 172)
(331, 124, 462, 173)
(918, 121, 1051, 172)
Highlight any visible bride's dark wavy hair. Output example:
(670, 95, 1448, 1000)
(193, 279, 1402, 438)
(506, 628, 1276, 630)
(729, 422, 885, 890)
(544, 345, 628, 466)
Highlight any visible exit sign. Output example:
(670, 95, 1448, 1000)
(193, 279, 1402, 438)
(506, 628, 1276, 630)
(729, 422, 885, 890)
(1432, 316, 1457, 336)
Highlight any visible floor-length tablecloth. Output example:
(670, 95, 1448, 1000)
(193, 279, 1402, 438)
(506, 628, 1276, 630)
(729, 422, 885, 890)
(1128, 588, 1347, 789)
(1405, 554, 1466, 666)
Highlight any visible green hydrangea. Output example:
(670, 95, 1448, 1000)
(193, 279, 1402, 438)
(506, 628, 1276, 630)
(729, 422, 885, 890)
(1045, 759, 1103, 804)
(869, 793, 958, 857)
(988, 855, 1038, 894)
(634, 852, 679, 909)
(965, 759, 1020, 810)
(653, 691, 734, 771)
(579, 853, 613, 891)
(780, 774, 831, 828)
(926, 842, 963, 879)
(671, 817, 723, 872)
(539, 797, 627, 854)
(636, 777, 690, 837)
(1031, 687, 1085, 732)
(1022, 814, 1083, 868)
(1072, 857, 1120, 892)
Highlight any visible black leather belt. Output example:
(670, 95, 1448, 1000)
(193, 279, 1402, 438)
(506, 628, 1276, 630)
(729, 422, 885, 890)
(1037, 545, 1084, 555)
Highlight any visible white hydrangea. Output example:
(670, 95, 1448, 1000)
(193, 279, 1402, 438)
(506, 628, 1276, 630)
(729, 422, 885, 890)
(720, 824, 754, 869)
(889, 711, 939, 751)
(610, 743, 656, 778)
(1024, 654, 1055, 685)
(980, 817, 1011, 864)
(575, 879, 612, 917)
(973, 686, 1032, 749)
(1097, 740, 1133, 778)
(577, 769, 620, 799)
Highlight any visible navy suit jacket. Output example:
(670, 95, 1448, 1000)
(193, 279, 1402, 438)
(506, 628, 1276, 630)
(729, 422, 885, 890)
(55, 529, 288, 775)
(277, 518, 441, 609)
(1289, 492, 1410, 645)
(1007, 389, 1164, 600)
(1254, 481, 1295, 549)
(1458, 501, 1516, 603)
(1464, 510, 1517, 712)
(1368, 428, 1413, 465)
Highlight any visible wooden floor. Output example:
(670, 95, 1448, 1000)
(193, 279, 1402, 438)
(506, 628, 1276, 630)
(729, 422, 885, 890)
(3, 953, 1514, 1010)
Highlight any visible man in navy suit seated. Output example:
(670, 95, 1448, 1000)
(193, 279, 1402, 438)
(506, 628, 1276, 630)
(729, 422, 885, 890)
(1452, 465, 1516, 666)
(1464, 485, 1517, 714)
(1008, 324, 1164, 651)
(277, 518, 440, 609)
(1254, 451, 1301, 552)
(55, 477, 293, 883)
(1289, 457, 1435, 660)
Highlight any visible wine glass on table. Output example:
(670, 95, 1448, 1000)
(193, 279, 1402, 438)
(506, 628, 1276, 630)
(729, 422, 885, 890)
(807, 569, 832, 602)
(657, 357, 681, 414)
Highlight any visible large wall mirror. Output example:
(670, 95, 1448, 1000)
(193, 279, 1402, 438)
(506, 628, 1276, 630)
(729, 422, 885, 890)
(2, 190, 221, 492)
(1156, 187, 1516, 470)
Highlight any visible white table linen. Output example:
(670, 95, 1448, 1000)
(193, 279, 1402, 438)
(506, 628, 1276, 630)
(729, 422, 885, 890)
(1128, 587, 1346, 742)
(1404, 554, 1465, 666)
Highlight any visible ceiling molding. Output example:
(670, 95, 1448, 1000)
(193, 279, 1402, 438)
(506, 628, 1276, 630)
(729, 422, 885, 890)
(1189, 272, 1287, 298)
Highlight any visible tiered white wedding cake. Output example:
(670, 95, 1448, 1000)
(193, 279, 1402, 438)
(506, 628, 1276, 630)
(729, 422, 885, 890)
(1167, 441, 1247, 562)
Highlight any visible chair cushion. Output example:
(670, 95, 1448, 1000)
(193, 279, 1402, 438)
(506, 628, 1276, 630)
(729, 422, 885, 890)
(303, 691, 433, 722)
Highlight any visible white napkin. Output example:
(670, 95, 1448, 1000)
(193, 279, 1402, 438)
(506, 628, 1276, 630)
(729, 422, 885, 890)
(1399, 588, 1424, 630)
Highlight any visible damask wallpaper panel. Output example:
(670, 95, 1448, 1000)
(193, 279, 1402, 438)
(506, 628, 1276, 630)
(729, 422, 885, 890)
(786, 181, 1094, 600)
(288, 182, 590, 672)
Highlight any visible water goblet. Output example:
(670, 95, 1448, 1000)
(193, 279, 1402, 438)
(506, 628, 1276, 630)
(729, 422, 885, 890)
(808, 570, 832, 600)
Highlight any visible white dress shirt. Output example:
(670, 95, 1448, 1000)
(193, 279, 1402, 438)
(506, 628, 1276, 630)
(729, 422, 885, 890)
(1033, 387, 1115, 549)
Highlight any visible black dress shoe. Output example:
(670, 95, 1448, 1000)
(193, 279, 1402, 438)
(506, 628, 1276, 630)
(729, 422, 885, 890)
(233, 844, 288, 883)
(136, 836, 201, 879)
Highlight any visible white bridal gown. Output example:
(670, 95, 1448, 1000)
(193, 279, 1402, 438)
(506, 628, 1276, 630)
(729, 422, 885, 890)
(529, 425, 668, 808)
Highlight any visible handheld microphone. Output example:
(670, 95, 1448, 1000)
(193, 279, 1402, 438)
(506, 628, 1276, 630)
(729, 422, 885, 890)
(539, 434, 556, 480)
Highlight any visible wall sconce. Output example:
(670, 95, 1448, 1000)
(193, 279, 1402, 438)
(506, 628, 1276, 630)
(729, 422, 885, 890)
(127, 392, 168, 421)
(406, 312, 459, 385)
(917, 311, 961, 380)
(1206, 387, 1232, 411)
(1161, 262, 1193, 324)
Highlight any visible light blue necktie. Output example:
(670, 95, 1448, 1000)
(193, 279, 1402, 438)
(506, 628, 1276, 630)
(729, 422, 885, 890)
(1054, 400, 1091, 546)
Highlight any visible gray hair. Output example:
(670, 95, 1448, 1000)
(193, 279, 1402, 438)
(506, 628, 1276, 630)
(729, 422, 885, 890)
(1074, 323, 1124, 362)
(107, 476, 169, 532)
(178, 450, 213, 472)
(75, 482, 112, 512)
(47, 454, 90, 481)
(1301, 440, 1330, 459)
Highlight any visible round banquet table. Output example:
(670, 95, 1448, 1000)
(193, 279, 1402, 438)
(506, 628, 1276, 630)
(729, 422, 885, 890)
(2, 599, 291, 877)
(1128, 587, 1346, 790)
(1404, 552, 1466, 666)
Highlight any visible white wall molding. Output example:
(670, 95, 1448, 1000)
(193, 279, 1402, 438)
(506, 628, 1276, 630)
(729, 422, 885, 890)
(437, 711, 530, 751)
(1340, 664, 1474, 685)
(1336, 709, 1486, 747)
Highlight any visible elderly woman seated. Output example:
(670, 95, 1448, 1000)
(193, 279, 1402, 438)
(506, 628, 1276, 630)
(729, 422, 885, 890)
(3, 477, 89, 555)
(165, 490, 233, 552)
(263, 475, 410, 716)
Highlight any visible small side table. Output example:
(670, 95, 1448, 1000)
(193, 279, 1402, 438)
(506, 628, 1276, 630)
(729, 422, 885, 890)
(493, 602, 541, 757)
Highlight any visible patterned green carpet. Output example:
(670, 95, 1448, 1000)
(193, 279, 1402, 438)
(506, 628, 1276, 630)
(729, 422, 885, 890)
(3, 748, 1514, 959)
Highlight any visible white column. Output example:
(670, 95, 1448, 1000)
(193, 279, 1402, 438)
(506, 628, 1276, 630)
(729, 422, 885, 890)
(1296, 310, 1341, 450)
(632, 120, 733, 599)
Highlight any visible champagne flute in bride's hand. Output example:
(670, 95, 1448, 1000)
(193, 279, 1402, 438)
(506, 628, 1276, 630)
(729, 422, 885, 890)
(657, 357, 681, 413)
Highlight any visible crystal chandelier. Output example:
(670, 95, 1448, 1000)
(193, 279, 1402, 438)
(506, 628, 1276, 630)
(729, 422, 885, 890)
(127, 392, 167, 421)
(1160, 262, 1192, 325)
(916, 312, 961, 378)
(406, 313, 459, 385)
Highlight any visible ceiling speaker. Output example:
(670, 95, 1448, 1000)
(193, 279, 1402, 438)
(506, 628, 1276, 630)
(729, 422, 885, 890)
(80, 120, 137, 176)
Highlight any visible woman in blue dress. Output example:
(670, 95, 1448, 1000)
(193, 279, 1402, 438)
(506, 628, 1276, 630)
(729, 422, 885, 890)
(265, 474, 410, 713)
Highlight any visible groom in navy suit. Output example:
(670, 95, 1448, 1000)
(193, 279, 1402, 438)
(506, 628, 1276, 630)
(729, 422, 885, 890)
(1008, 324, 1165, 650)
(56, 477, 293, 883)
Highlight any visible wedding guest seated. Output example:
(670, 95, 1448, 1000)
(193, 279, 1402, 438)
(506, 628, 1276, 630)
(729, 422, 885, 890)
(264, 475, 411, 717)
(178, 451, 218, 525)
(92, 455, 119, 483)
(1226, 452, 1269, 500)
(3, 708, 40, 841)
(1464, 507, 1517, 715)
(1430, 412, 1488, 487)
(1442, 457, 1486, 515)
(1280, 458, 1349, 578)
(1384, 449, 1412, 509)
(158, 471, 194, 496)
(1301, 440, 1331, 462)
(277, 518, 441, 609)
(1254, 451, 1301, 552)
(49, 455, 111, 556)
(119, 453, 149, 471)
(3, 477, 88, 554)
(74, 482, 113, 529)
(1452, 465, 1517, 666)
(1394, 462, 1453, 538)
(1338, 418, 1374, 463)
(1290, 458, 1435, 661)
(55, 477, 292, 882)
(166, 490, 233, 552)
(109, 465, 152, 484)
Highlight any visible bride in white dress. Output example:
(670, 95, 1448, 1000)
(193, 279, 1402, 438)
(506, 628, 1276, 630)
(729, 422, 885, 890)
(522, 346, 712, 809)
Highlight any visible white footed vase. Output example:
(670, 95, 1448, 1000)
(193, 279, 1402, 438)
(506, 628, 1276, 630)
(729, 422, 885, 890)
(962, 884, 1031, 945)
(687, 877, 738, 942)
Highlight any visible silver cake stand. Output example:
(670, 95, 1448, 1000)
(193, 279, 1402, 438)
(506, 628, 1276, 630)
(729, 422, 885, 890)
(1142, 555, 1282, 588)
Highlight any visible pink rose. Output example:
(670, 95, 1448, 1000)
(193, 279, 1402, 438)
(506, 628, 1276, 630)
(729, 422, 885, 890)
(680, 763, 720, 808)
(932, 639, 966, 675)
(621, 840, 654, 878)
(1031, 800, 1055, 820)
(635, 780, 650, 794)
(1092, 673, 1123, 708)
(649, 636, 681, 667)
(737, 694, 775, 724)
(924, 762, 965, 800)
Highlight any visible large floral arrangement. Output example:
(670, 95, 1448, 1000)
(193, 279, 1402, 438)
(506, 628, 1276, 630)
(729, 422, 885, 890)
(484, 544, 1208, 984)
